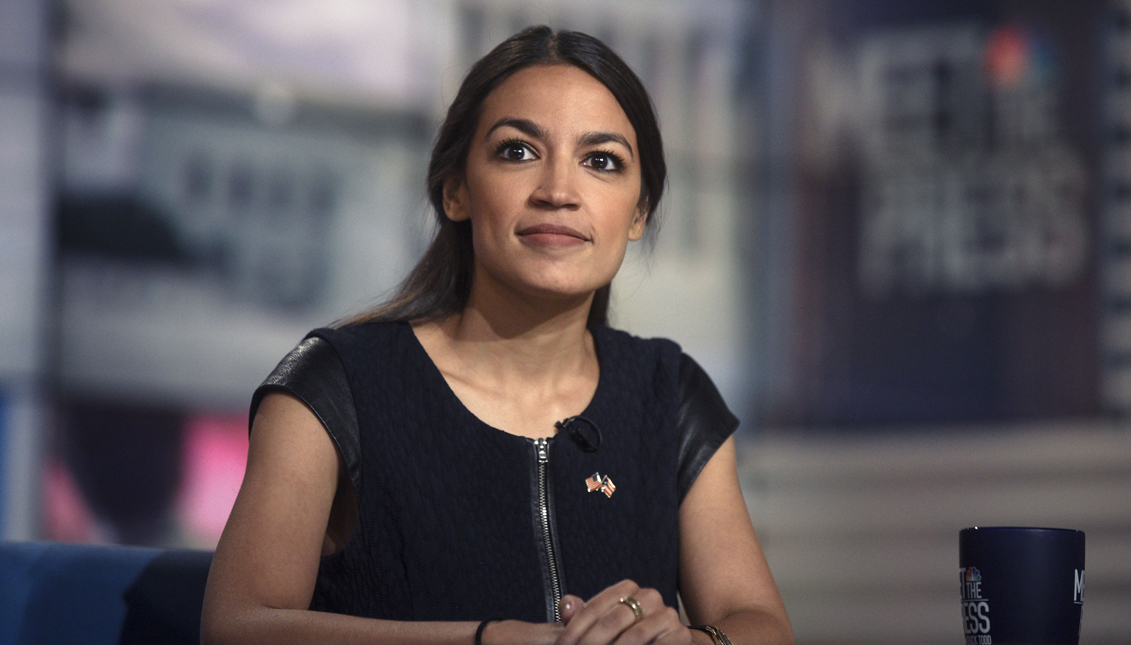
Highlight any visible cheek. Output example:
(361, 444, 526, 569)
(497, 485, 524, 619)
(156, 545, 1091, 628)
(606, 192, 646, 238)
(610, 176, 643, 223)
(465, 175, 525, 227)
(465, 193, 520, 267)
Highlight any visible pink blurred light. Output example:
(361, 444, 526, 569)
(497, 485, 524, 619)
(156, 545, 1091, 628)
(176, 414, 248, 545)
(43, 458, 96, 543)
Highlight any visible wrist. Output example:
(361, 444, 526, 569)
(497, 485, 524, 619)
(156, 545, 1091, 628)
(480, 619, 562, 645)
(689, 624, 735, 645)
(689, 630, 716, 645)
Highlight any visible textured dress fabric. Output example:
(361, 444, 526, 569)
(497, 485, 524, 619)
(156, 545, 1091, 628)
(250, 321, 738, 623)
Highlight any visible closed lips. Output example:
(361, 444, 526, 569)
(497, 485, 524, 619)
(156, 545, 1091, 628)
(516, 224, 590, 241)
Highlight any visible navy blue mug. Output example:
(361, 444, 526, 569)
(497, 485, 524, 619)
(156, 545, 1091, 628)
(959, 527, 1085, 645)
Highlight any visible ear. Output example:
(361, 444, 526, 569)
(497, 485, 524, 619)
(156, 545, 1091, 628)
(442, 175, 470, 222)
(627, 205, 648, 241)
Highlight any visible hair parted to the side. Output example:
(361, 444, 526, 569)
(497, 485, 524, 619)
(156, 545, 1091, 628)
(340, 25, 666, 328)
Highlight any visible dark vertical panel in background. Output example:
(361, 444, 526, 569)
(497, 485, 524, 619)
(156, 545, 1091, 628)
(60, 402, 184, 545)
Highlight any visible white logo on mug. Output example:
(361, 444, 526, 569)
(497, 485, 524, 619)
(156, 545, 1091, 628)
(1074, 569, 1085, 605)
(961, 567, 992, 643)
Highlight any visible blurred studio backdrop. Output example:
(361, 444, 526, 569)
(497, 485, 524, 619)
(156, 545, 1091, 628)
(1, 0, 1130, 643)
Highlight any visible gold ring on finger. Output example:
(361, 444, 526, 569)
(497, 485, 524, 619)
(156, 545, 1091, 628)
(618, 596, 643, 624)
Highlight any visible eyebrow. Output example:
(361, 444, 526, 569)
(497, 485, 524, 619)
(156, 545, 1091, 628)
(486, 117, 548, 141)
(578, 132, 634, 159)
(485, 117, 635, 160)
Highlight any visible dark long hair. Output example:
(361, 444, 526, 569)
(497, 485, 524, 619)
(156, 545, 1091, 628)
(342, 26, 666, 328)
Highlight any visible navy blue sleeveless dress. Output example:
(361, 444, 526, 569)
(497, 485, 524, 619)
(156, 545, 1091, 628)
(251, 321, 737, 623)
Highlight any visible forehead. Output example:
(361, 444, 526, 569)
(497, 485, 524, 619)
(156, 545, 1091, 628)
(477, 65, 635, 141)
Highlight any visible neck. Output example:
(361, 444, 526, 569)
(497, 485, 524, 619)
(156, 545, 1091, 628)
(430, 273, 599, 385)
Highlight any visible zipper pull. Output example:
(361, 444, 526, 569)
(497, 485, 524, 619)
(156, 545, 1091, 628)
(535, 438, 549, 464)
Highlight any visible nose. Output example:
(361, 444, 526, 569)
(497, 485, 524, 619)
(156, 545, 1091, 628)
(529, 154, 580, 210)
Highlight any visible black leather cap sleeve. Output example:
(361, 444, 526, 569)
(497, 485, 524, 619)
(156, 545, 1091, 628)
(249, 336, 360, 493)
(676, 353, 739, 504)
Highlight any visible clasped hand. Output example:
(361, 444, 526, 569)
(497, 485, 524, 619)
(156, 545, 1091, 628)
(554, 579, 692, 645)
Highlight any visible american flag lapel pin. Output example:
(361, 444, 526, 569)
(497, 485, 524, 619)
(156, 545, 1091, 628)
(585, 472, 615, 498)
(585, 472, 603, 492)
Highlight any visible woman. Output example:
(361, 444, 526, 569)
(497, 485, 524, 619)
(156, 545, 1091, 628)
(201, 26, 792, 645)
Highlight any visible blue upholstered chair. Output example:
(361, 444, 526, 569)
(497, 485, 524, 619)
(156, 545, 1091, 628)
(0, 541, 212, 645)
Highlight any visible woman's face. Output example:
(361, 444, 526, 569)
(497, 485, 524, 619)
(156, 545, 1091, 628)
(444, 64, 645, 307)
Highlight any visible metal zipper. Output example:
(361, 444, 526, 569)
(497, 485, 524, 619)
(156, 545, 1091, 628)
(534, 437, 563, 621)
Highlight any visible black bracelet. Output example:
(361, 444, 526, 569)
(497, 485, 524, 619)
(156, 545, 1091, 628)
(474, 619, 497, 645)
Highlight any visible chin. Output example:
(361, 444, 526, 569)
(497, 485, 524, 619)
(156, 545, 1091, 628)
(524, 284, 597, 303)
(512, 278, 606, 306)
(476, 260, 616, 306)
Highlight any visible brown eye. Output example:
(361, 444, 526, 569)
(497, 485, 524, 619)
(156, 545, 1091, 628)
(584, 151, 623, 172)
(497, 140, 535, 162)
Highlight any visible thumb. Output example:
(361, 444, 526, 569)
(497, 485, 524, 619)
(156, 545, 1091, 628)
(558, 594, 585, 622)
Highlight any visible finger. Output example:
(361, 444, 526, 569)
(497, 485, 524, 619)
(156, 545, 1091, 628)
(604, 590, 671, 645)
(559, 595, 585, 623)
(556, 580, 640, 645)
(572, 585, 671, 645)
(647, 618, 694, 645)
(611, 606, 688, 645)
